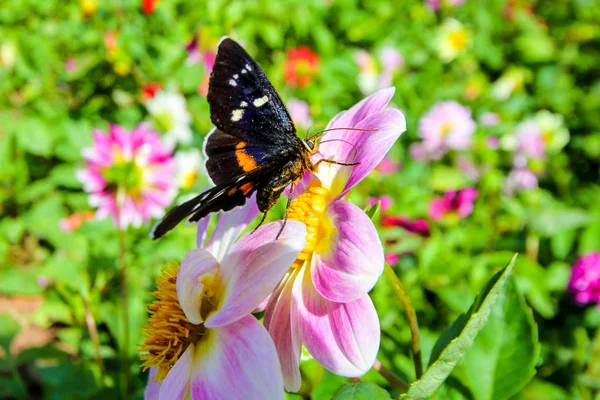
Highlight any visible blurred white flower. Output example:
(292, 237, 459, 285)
(491, 67, 527, 100)
(535, 110, 570, 154)
(175, 148, 203, 190)
(146, 90, 193, 148)
(0, 41, 17, 69)
(436, 19, 470, 62)
(354, 47, 403, 95)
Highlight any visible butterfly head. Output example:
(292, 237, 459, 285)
(303, 138, 318, 153)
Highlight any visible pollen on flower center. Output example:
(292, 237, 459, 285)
(140, 263, 205, 382)
(287, 181, 332, 268)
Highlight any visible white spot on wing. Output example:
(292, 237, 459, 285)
(231, 109, 244, 122)
(229, 79, 237, 87)
(241, 69, 247, 74)
(245, 63, 252, 71)
(240, 101, 248, 107)
(233, 74, 239, 79)
(253, 96, 269, 107)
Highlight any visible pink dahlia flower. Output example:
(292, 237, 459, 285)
(515, 120, 545, 159)
(287, 98, 313, 129)
(568, 252, 600, 307)
(429, 187, 478, 221)
(382, 215, 430, 237)
(368, 195, 393, 212)
(142, 204, 307, 400)
(504, 168, 538, 195)
(418, 101, 476, 156)
(264, 88, 406, 391)
(76, 124, 176, 229)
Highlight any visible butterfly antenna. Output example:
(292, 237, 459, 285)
(307, 127, 376, 142)
(317, 138, 360, 163)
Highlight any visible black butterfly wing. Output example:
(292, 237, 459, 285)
(149, 166, 271, 239)
(207, 38, 297, 146)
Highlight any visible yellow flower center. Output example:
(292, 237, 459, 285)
(440, 122, 453, 135)
(287, 181, 336, 268)
(448, 30, 468, 50)
(182, 171, 198, 190)
(140, 263, 206, 382)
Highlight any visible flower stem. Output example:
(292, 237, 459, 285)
(383, 264, 423, 379)
(373, 359, 409, 392)
(82, 294, 105, 386)
(118, 227, 129, 397)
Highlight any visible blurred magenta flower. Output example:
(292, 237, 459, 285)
(382, 215, 430, 237)
(59, 210, 95, 232)
(264, 88, 406, 391)
(436, 19, 470, 62)
(419, 101, 476, 155)
(146, 90, 193, 147)
(141, 205, 306, 400)
(427, 0, 464, 11)
(504, 168, 538, 195)
(287, 98, 313, 129)
(368, 195, 393, 212)
(284, 46, 319, 88)
(385, 253, 399, 265)
(568, 252, 600, 307)
(76, 124, 176, 229)
(486, 136, 500, 149)
(429, 187, 478, 222)
(376, 156, 401, 174)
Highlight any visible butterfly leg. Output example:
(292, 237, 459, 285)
(313, 158, 360, 171)
(253, 212, 269, 234)
(275, 182, 295, 240)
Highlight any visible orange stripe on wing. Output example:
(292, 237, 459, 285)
(235, 141, 257, 172)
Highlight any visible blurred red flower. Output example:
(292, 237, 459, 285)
(142, 0, 158, 14)
(141, 82, 162, 103)
(283, 46, 319, 88)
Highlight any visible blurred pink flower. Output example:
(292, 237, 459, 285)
(382, 215, 430, 237)
(385, 253, 399, 265)
(486, 136, 500, 149)
(142, 204, 306, 400)
(427, 0, 465, 11)
(287, 98, 313, 129)
(354, 48, 403, 95)
(368, 195, 393, 212)
(265, 88, 406, 391)
(515, 120, 544, 159)
(376, 156, 401, 174)
(504, 168, 538, 195)
(186, 34, 216, 95)
(418, 101, 476, 156)
(568, 252, 600, 307)
(76, 124, 176, 229)
(59, 210, 95, 232)
(65, 58, 77, 72)
(428, 187, 478, 221)
(480, 112, 500, 126)
(456, 156, 480, 180)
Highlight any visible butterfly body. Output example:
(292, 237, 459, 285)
(150, 38, 319, 239)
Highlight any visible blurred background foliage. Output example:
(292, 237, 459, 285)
(1, 0, 600, 398)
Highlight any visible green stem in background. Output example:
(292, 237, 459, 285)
(118, 227, 129, 397)
(383, 264, 423, 379)
(82, 294, 105, 386)
(373, 359, 409, 393)
(525, 232, 539, 262)
(588, 327, 600, 396)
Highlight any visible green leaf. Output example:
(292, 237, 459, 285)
(454, 278, 540, 400)
(404, 254, 517, 399)
(365, 201, 381, 221)
(332, 382, 392, 400)
(429, 165, 470, 192)
(15, 117, 53, 156)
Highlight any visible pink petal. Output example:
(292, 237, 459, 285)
(294, 268, 380, 377)
(339, 108, 406, 197)
(158, 344, 193, 400)
(144, 367, 160, 400)
(264, 270, 302, 392)
(205, 195, 260, 261)
(195, 215, 210, 248)
(190, 316, 284, 400)
(205, 221, 306, 328)
(312, 200, 383, 302)
(177, 249, 220, 324)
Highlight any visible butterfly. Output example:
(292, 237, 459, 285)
(150, 38, 358, 240)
